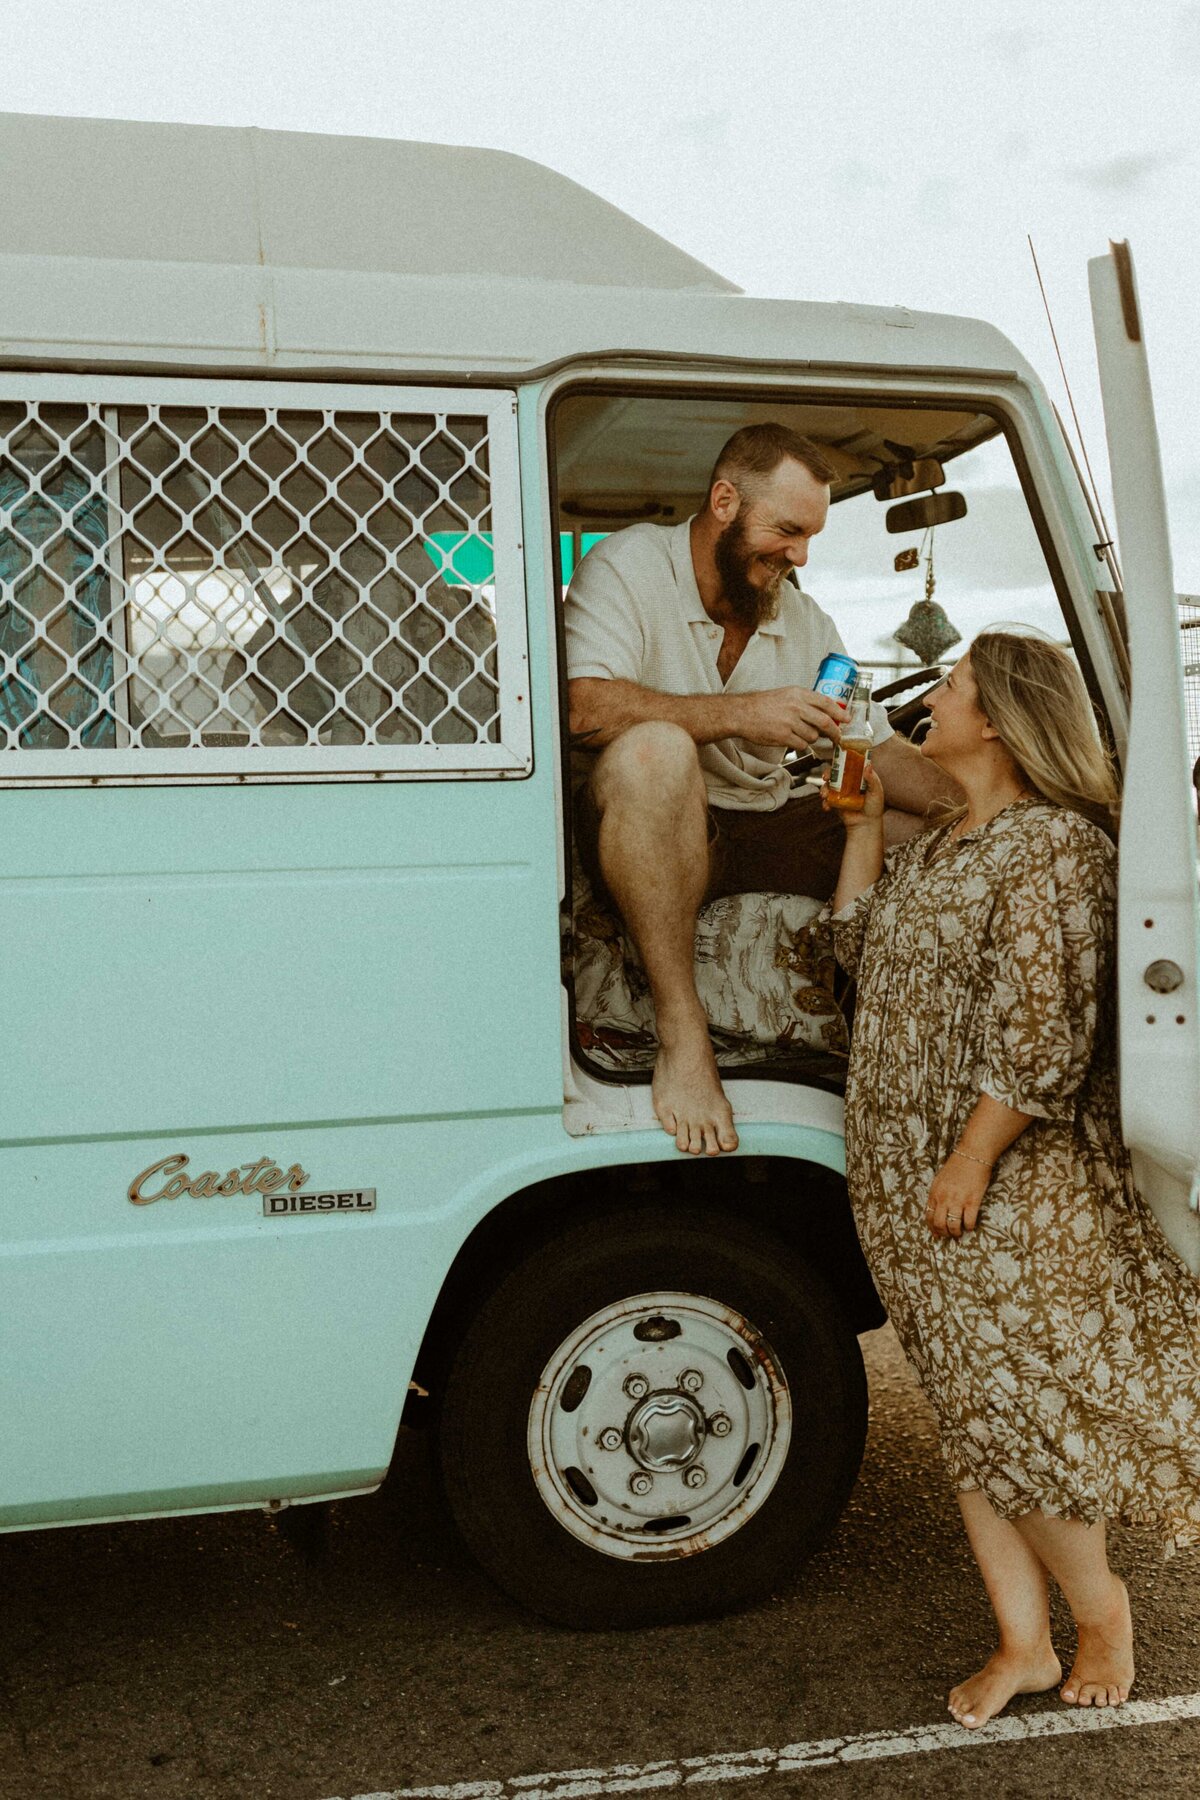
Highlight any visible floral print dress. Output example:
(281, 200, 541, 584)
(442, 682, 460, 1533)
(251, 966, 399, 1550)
(832, 796, 1200, 1548)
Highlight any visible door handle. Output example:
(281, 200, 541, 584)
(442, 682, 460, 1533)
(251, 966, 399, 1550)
(1144, 960, 1185, 993)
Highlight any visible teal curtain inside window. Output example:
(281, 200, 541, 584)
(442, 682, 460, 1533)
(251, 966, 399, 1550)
(0, 465, 115, 747)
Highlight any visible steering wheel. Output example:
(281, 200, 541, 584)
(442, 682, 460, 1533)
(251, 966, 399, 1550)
(873, 665, 944, 704)
(875, 665, 945, 740)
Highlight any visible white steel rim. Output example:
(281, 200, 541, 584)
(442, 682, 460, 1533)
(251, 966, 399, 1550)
(527, 1290, 792, 1562)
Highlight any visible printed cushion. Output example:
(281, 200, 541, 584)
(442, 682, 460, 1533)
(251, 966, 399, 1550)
(572, 861, 850, 1076)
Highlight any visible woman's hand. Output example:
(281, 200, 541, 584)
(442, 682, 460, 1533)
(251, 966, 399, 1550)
(820, 763, 886, 829)
(926, 1154, 992, 1239)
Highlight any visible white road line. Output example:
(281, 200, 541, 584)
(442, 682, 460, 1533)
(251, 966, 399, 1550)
(322, 1689, 1200, 1800)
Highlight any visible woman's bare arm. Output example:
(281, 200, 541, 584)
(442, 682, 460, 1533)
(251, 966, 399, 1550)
(872, 731, 962, 817)
(954, 1092, 1034, 1167)
(926, 1093, 1034, 1239)
(829, 765, 886, 911)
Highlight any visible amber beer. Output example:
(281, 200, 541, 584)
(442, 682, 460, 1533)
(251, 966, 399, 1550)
(827, 675, 874, 812)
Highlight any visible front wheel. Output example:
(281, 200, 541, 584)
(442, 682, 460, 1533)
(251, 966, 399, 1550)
(437, 1202, 867, 1628)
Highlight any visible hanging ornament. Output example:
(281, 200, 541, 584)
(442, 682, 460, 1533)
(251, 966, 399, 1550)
(892, 529, 962, 664)
(894, 599, 961, 664)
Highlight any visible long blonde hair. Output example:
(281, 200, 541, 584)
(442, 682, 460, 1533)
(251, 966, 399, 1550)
(955, 630, 1120, 829)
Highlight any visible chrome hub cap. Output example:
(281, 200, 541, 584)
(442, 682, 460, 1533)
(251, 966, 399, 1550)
(627, 1393, 706, 1471)
(527, 1290, 792, 1563)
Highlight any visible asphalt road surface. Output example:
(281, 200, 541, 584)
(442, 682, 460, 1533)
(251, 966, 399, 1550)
(1, 1326, 1197, 1800)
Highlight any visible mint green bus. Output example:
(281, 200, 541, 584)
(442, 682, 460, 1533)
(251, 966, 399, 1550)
(1, 113, 1195, 1628)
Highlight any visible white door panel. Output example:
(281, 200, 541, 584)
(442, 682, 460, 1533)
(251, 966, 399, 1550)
(1089, 241, 1200, 1270)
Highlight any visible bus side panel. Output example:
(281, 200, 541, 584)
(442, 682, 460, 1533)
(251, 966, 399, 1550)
(2, 781, 557, 1139)
(0, 781, 566, 1520)
(0, 1114, 849, 1528)
(0, 1111, 557, 1524)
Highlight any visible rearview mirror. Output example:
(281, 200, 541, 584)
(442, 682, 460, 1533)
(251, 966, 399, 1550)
(885, 491, 968, 534)
(872, 458, 945, 501)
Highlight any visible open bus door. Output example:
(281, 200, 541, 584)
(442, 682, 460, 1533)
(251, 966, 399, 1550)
(1090, 240, 1200, 1273)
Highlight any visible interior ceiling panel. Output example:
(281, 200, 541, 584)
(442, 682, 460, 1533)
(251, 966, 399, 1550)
(555, 394, 999, 524)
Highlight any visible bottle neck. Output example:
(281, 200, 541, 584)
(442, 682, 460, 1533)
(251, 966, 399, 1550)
(844, 678, 872, 730)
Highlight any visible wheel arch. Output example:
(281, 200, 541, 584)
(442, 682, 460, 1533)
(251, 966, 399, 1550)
(406, 1152, 883, 1415)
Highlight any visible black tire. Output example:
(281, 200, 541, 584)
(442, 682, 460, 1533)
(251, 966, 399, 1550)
(436, 1201, 867, 1629)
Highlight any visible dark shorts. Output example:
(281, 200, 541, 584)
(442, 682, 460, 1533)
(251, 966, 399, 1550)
(575, 782, 845, 911)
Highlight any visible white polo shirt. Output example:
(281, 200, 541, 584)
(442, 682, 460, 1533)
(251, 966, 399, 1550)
(564, 517, 892, 812)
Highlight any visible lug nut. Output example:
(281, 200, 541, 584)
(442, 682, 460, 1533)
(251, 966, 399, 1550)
(679, 1369, 703, 1392)
(683, 1466, 707, 1489)
(623, 1374, 649, 1400)
(629, 1471, 654, 1496)
(598, 1427, 623, 1452)
(709, 1413, 732, 1437)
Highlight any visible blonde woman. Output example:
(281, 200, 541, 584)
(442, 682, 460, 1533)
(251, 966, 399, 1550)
(825, 631, 1200, 1730)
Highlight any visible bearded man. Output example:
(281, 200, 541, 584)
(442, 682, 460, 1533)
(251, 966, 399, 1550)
(565, 422, 957, 1158)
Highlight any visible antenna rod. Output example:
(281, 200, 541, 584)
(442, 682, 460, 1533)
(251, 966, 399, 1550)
(1027, 234, 1115, 553)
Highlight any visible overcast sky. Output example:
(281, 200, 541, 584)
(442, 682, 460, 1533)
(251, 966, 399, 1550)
(4, 0, 1198, 591)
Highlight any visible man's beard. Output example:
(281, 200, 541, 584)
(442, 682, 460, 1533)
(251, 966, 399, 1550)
(714, 513, 789, 628)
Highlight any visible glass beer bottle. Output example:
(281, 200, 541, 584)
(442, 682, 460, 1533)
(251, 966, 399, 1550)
(827, 674, 874, 812)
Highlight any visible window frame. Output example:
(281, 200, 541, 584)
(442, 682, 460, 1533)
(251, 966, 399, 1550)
(544, 365, 1127, 1102)
(0, 374, 530, 787)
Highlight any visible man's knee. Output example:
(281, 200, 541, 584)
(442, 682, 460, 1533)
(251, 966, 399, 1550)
(593, 721, 704, 811)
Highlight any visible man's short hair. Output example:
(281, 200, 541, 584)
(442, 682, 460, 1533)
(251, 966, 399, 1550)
(707, 423, 836, 501)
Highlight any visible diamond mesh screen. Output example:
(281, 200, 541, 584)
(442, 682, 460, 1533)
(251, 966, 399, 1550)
(1181, 595, 1200, 772)
(0, 388, 520, 776)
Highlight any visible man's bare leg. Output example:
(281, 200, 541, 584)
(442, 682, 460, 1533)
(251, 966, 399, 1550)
(591, 722, 738, 1156)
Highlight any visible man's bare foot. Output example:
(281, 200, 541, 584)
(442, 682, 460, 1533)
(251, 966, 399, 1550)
(948, 1646, 1062, 1730)
(652, 1012, 738, 1155)
(1061, 1578, 1135, 1707)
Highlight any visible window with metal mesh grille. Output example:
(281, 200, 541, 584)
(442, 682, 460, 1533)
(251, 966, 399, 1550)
(0, 399, 503, 756)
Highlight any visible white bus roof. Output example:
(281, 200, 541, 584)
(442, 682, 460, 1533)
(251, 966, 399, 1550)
(1, 112, 1037, 387)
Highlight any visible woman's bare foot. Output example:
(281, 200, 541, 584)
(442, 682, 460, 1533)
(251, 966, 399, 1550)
(948, 1646, 1063, 1730)
(1061, 1577, 1135, 1707)
(652, 1011, 738, 1155)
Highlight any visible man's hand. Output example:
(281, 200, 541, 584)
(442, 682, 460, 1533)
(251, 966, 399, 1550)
(728, 686, 846, 751)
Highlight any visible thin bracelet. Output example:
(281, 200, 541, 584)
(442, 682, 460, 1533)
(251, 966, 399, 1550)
(950, 1147, 994, 1169)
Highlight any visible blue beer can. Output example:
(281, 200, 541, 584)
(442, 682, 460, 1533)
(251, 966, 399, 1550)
(814, 652, 858, 706)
